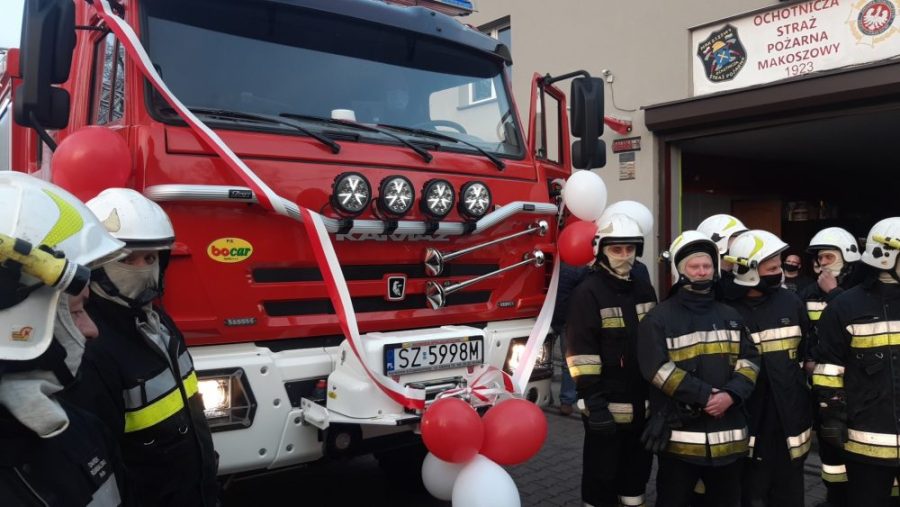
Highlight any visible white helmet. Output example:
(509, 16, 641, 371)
(697, 214, 748, 255)
(724, 230, 789, 287)
(808, 227, 861, 263)
(0, 173, 124, 361)
(666, 230, 720, 285)
(594, 214, 644, 258)
(87, 188, 175, 251)
(861, 218, 900, 271)
(598, 201, 653, 240)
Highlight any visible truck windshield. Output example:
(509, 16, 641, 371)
(143, 0, 523, 158)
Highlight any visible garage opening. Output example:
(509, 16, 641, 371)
(677, 105, 900, 267)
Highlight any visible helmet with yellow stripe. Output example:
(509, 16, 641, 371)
(697, 214, 748, 255)
(725, 230, 789, 287)
(861, 218, 900, 271)
(0, 173, 124, 362)
(666, 230, 720, 286)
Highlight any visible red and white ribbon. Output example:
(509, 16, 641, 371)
(90, 0, 557, 410)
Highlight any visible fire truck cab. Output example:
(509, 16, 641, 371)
(1, 0, 605, 476)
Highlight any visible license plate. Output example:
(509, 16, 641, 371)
(384, 337, 484, 375)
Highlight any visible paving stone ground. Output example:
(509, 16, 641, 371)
(222, 379, 828, 506)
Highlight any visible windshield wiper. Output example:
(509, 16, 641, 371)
(376, 123, 505, 171)
(159, 107, 341, 154)
(279, 113, 432, 163)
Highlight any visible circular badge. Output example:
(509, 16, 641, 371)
(858, 0, 896, 36)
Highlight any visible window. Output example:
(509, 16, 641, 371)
(463, 20, 510, 107)
(92, 32, 126, 125)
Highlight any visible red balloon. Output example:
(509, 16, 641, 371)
(421, 397, 484, 463)
(51, 127, 132, 202)
(558, 219, 598, 265)
(480, 398, 548, 465)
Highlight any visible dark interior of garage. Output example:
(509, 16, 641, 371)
(678, 105, 900, 274)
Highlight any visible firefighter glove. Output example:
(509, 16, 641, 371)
(641, 409, 672, 454)
(583, 395, 616, 435)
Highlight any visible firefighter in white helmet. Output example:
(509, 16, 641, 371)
(638, 231, 759, 506)
(697, 214, 749, 302)
(801, 226, 864, 506)
(565, 214, 658, 507)
(812, 218, 900, 505)
(725, 230, 813, 506)
(65, 188, 218, 507)
(0, 173, 128, 505)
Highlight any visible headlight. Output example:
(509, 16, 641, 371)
(378, 176, 414, 216)
(332, 172, 371, 215)
(421, 179, 455, 219)
(197, 369, 256, 432)
(504, 337, 553, 375)
(459, 181, 492, 219)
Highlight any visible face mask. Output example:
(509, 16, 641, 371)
(602, 246, 635, 278)
(102, 262, 159, 304)
(757, 273, 784, 293)
(782, 263, 800, 273)
(54, 295, 87, 378)
(817, 250, 844, 277)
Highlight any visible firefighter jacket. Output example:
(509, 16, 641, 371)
(812, 278, 900, 466)
(565, 267, 658, 426)
(0, 400, 128, 506)
(729, 288, 813, 461)
(65, 298, 218, 507)
(637, 287, 761, 466)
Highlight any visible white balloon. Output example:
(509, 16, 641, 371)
(422, 452, 464, 501)
(563, 170, 607, 222)
(599, 200, 654, 237)
(451, 455, 520, 507)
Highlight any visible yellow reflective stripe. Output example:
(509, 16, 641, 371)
(845, 441, 900, 459)
(609, 402, 634, 423)
(751, 325, 802, 343)
(812, 363, 845, 389)
(710, 439, 749, 458)
(851, 333, 900, 349)
(808, 311, 822, 321)
(667, 442, 707, 457)
(787, 428, 812, 459)
(668, 341, 740, 362)
(600, 307, 623, 319)
(821, 463, 848, 483)
(566, 354, 601, 378)
(758, 337, 801, 354)
(844, 428, 900, 459)
(40, 190, 85, 247)
(124, 371, 198, 433)
(602, 317, 625, 328)
(812, 374, 844, 388)
(734, 358, 759, 382)
(568, 364, 601, 377)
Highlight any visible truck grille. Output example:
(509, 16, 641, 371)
(263, 291, 491, 316)
(252, 263, 499, 283)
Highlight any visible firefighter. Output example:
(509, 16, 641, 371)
(812, 217, 900, 506)
(801, 226, 864, 506)
(0, 174, 128, 505)
(65, 189, 218, 507)
(697, 214, 749, 302)
(565, 214, 658, 507)
(725, 230, 813, 506)
(638, 231, 760, 507)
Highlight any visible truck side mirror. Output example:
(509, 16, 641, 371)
(570, 77, 606, 169)
(13, 0, 76, 131)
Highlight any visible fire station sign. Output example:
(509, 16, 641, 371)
(691, 0, 900, 95)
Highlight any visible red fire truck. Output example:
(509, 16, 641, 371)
(1, 0, 605, 476)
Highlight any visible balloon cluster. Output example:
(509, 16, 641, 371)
(557, 171, 653, 266)
(420, 397, 547, 506)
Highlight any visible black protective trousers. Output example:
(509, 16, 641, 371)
(581, 419, 652, 507)
(656, 454, 743, 507)
(846, 460, 900, 507)
(818, 435, 849, 506)
(741, 404, 806, 507)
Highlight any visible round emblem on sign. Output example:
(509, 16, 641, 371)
(858, 0, 896, 36)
